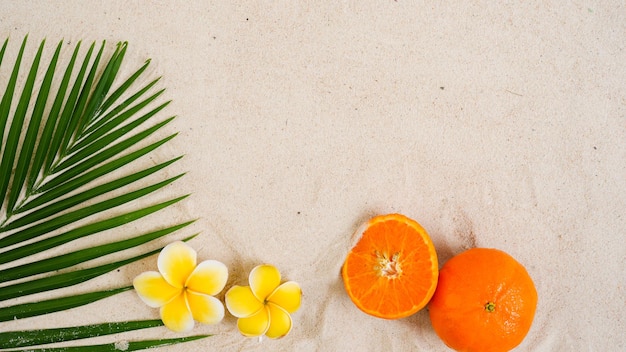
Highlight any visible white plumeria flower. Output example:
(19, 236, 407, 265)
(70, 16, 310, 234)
(225, 264, 302, 339)
(133, 241, 228, 332)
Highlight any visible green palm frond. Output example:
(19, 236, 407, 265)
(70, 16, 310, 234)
(0, 37, 206, 349)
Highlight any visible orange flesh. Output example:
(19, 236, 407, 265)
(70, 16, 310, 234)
(342, 214, 438, 319)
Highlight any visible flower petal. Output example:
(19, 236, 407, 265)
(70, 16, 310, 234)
(186, 260, 228, 296)
(236, 306, 270, 337)
(158, 241, 197, 288)
(225, 285, 264, 318)
(266, 303, 293, 339)
(133, 271, 181, 308)
(160, 293, 194, 332)
(186, 291, 225, 325)
(267, 281, 302, 313)
(249, 264, 281, 301)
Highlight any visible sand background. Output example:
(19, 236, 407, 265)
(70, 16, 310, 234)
(0, 1, 625, 351)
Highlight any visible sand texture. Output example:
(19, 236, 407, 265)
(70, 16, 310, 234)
(1, 2, 625, 351)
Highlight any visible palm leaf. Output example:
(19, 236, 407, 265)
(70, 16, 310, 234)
(0, 320, 164, 349)
(0, 37, 207, 350)
(5, 40, 60, 214)
(0, 335, 209, 352)
(0, 287, 133, 322)
(25, 41, 80, 194)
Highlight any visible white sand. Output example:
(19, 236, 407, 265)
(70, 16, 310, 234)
(1, 2, 624, 351)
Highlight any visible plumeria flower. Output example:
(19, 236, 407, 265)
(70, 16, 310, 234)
(225, 264, 302, 339)
(133, 241, 228, 332)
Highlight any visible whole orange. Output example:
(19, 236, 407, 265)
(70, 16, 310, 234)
(428, 248, 537, 352)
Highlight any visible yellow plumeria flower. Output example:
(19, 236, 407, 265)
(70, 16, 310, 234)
(133, 241, 228, 332)
(225, 264, 302, 339)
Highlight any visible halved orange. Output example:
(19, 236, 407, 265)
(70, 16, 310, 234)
(342, 214, 438, 319)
